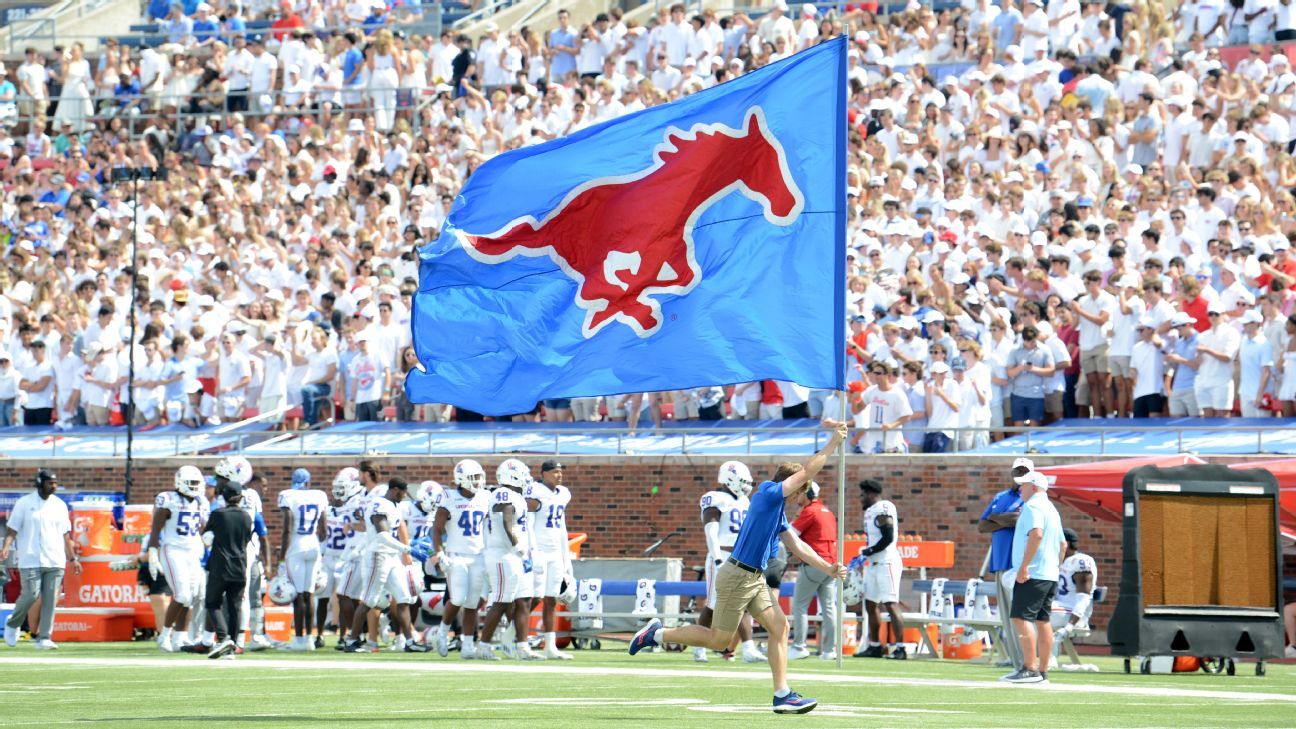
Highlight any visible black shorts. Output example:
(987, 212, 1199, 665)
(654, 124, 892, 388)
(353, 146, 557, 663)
(1133, 393, 1165, 418)
(1010, 578, 1057, 622)
(137, 564, 171, 596)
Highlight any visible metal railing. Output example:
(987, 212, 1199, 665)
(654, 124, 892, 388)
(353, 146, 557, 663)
(6, 422, 1296, 458)
(4, 0, 115, 53)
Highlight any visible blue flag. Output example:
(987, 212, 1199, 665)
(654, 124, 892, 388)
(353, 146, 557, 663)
(407, 37, 847, 415)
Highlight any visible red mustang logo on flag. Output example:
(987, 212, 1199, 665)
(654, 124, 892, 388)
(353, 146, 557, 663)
(458, 107, 805, 338)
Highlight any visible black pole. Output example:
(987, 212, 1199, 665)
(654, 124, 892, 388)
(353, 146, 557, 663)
(124, 172, 139, 505)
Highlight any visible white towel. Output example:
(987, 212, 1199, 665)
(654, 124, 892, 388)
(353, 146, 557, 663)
(577, 578, 603, 630)
(633, 579, 657, 616)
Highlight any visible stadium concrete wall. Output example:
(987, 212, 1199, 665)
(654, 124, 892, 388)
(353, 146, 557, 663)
(9, 454, 1293, 638)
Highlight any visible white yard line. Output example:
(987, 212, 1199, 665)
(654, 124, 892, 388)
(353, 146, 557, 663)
(0, 656, 1291, 704)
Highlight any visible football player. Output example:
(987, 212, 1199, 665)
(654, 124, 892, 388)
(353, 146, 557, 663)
(477, 459, 543, 661)
(211, 457, 272, 652)
(340, 460, 389, 651)
(342, 473, 427, 653)
(431, 459, 491, 659)
(697, 460, 765, 663)
(856, 479, 907, 660)
(386, 477, 431, 652)
(524, 460, 573, 660)
(276, 468, 328, 651)
(329, 467, 365, 648)
(146, 465, 209, 653)
(1050, 527, 1095, 661)
(406, 480, 443, 639)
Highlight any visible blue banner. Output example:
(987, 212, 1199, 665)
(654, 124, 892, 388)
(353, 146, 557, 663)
(408, 37, 847, 415)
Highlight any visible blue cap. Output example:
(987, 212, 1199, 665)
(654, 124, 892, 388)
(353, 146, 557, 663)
(1076, 196, 1093, 207)
(1035, 162, 1050, 173)
(291, 468, 311, 488)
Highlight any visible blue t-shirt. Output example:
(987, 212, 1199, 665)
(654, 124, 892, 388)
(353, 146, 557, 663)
(730, 480, 789, 570)
(1011, 493, 1064, 581)
(192, 18, 219, 43)
(981, 487, 1022, 573)
(343, 47, 364, 87)
(548, 28, 577, 79)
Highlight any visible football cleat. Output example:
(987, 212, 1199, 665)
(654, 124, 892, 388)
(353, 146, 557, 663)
(516, 643, 545, 661)
(692, 646, 708, 663)
(432, 632, 448, 657)
(247, 635, 274, 652)
(475, 644, 500, 661)
(207, 639, 237, 660)
(405, 641, 432, 653)
(628, 618, 662, 656)
(772, 691, 818, 714)
(33, 639, 58, 650)
(544, 645, 573, 661)
(787, 645, 811, 661)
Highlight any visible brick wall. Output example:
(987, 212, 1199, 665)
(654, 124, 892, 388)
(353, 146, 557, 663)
(10, 454, 1293, 636)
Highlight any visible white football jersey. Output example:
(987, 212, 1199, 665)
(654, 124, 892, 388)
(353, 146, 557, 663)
(366, 497, 404, 556)
(863, 499, 900, 564)
(486, 486, 528, 555)
(401, 500, 434, 542)
(525, 481, 571, 554)
(155, 491, 210, 549)
(1056, 551, 1097, 617)
(853, 386, 912, 453)
(699, 489, 748, 550)
(278, 488, 329, 554)
(437, 488, 490, 554)
(322, 503, 351, 555)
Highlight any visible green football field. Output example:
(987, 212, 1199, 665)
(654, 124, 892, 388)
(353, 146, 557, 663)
(0, 642, 1292, 728)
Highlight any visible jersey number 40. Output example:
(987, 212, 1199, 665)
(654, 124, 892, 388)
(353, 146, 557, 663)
(458, 511, 485, 536)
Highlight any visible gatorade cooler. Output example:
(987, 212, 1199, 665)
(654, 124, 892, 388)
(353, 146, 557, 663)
(260, 606, 294, 643)
(941, 628, 984, 659)
(528, 604, 574, 649)
(62, 556, 154, 629)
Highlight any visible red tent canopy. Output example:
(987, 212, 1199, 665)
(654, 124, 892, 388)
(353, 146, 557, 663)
(1226, 459, 1296, 533)
(1037, 454, 1207, 522)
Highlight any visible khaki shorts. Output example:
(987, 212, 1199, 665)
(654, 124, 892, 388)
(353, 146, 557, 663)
(1045, 391, 1064, 415)
(1109, 355, 1132, 378)
(711, 561, 775, 635)
(1080, 346, 1109, 375)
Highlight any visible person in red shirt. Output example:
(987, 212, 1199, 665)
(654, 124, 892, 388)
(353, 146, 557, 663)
(787, 482, 839, 661)
(270, 1, 305, 43)
(1177, 276, 1210, 333)
(759, 380, 784, 418)
(1256, 240, 1296, 291)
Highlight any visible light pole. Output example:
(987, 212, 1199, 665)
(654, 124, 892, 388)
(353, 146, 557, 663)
(109, 165, 167, 507)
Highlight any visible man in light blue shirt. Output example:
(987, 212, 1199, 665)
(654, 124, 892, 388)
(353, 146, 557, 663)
(1003, 470, 1064, 685)
(629, 421, 848, 715)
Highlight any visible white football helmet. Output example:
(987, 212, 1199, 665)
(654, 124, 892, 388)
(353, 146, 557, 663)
(496, 458, 532, 489)
(267, 573, 298, 605)
(558, 572, 578, 607)
(332, 467, 362, 500)
(718, 461, 753, 498)
(214, 456, 252, 486)
(842, 568, 866, 606)
(416, 481, 443, 512)
(174, 465, 204, 499)
(313, 566, 328, 594)
(453, 459, 486, 493)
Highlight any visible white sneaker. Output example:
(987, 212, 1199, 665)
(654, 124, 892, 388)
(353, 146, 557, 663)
(433, 632, 448, 658)
(787, 645, 812, 661)
(741, 647, 768, 663)
(475, 644, 500, 661)
(282, 637, 307, 652)
(171, 633, 191, 653)
(3, 625, 16, 647)
(516, 643, 545, 661)
(1048, 654, 1059, 670)
(248, 634, 273, 652)
(391, 636, 407, 653)
(499, 642, 516, 659)
(33, 638, 57, 650)
(544, 645, 573, 661)
(461, 645, 476, 660)
(818, 651, 838, 661)
(692, 646, 708, 663)
(1285, 645, 1296, 659)
(159, 635, 176, 653)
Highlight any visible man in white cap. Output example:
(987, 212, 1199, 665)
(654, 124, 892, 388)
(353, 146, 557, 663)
(1194, 301, 1241, 417)
(1164, 312, 1202, 417)
(924, 361, 960, 453)
(979, 457, 1033, 670)
(1001, 470, 1064, 685)
(1129, 317, 1165, 418)
(1238, 310, 1274, 417)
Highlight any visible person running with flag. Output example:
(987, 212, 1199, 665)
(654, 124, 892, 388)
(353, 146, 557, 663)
(629, 419, 849, 715)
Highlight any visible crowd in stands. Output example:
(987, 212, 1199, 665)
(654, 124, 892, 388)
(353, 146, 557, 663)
(1, 0, 1295, 449)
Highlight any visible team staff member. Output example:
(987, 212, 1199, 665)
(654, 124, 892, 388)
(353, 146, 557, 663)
(203, 479, 254, 660)
(978, 457, 1031, 670)
(1002, 470, 1065, 685)
(787, 482, 838, 661)
(630, 420, 849, 715)
(1, 470, 79, 649)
